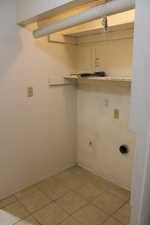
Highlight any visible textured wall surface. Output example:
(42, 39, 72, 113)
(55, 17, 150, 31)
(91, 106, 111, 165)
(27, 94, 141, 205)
(0, 0, 77, 199)
(76, 37, 135, 190)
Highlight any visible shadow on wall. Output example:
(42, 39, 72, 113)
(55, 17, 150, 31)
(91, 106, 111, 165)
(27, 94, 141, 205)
(34, 36, 76, 73)
(0, 1, 22, 80)
(77, 80, 131, 96)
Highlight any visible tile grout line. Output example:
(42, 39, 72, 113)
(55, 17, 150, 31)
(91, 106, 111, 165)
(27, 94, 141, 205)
(1, 166, 130, 225)
(0, 195, 18, 209)
(69, 184, 107, 202)
(100, 199, 130, 225)
(88, 197, 129, 225)
(13, 198, 31, 225)
(8, 173, 82, 225)
(12, 197, 55, 225)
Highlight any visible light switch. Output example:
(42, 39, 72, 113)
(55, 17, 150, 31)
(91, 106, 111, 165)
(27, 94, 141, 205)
(114, 109, 119, 119)
(104, 99, 109, 107)
(27, 87, 33, 97)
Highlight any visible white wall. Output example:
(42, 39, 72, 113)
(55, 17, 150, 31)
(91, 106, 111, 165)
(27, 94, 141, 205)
(16, 0, 74, 24)
(0, 0, 77, 199)
(1, 0, 135, 200)
(76, 36, 135, 190)
(130, 0, 150, 224)
(16, 0, 94, 25)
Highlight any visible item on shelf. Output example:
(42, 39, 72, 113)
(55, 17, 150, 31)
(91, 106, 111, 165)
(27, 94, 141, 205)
(64, 75, 132, 82)
(94, 72, 106, 77)
(80, 73, 94, 77)
(80, 72, 106, 77)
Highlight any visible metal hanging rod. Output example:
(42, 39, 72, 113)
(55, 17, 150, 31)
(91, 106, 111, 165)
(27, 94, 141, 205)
(33, 0, 135, 39)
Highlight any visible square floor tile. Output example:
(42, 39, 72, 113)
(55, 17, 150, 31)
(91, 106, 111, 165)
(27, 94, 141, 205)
(93, 192, 125, 215)
(69, 167, 101, 185)
(15, 186, 38, 199)
(43, 177, 70, 200)
(95, 179, 130, 202)
(95, 179, 115, 193)
(16, 188, 50, 213)
(113, 203, 130, 225)
(108, 185, 130, 201)
(103, 218, 123, 225)
(0, 195, 17, 209)
(76, 182, 103, 202)
(96, 179, 130, 201)
(15, 216, 40, 225)
(54, 170, 85, 190)
(66, 174, 89, 190)
(56, 191, 87, 214)
(33, 203, 68, 225)
(73, 205, 108, 225)
(0, 201, 29, 225)
(69, 166, 92, 177)
(54, 170, 74, 181)
(84, 172, 101, 184)
(36, 180, 54, 200)
(59, 216, 81, 225)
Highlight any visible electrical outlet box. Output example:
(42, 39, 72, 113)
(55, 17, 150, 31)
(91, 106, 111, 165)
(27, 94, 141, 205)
(114, 109, 119, 119)
(27, 87, 33, 97)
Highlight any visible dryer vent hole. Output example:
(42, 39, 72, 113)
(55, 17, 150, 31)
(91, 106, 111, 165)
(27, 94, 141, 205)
(119, 145, 129, 154)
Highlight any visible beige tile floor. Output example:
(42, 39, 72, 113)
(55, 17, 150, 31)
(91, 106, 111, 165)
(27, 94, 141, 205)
(0, 166, 131, 225)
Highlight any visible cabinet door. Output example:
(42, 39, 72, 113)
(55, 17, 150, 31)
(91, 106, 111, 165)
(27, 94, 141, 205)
(95, 39, 133, 76)
(76, 46, 94, 73)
